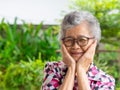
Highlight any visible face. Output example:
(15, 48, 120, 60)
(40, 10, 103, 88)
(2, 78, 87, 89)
(62, 22, 95, 61)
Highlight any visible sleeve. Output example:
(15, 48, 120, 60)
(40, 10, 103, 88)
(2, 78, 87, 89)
(95, 76, 115, 90)
(41, 62, 61, 90)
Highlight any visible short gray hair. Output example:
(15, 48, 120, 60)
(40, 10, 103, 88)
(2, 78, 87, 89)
(59, 11, 101, 43)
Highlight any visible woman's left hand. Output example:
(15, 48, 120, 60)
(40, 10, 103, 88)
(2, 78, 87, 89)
(76, 40, 97, 72)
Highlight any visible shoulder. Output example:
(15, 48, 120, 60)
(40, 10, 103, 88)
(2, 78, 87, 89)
(88, 63, 115, 89)
(98, 68, 115, 84)
(97, 69, 115, 89)
(44, 61, 66, 74)
(45, 61, 64, 67)
(42, 61, 66, 89)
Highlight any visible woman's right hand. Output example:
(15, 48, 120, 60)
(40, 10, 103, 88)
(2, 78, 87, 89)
(61, 42, 76, 67)
(59, 42, 76, 90)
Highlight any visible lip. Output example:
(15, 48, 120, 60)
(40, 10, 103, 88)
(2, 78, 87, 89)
(70, 52, 84, 56)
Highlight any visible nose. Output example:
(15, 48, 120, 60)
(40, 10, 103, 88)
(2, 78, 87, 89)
(72, 40, 80, 49)
(71, 40, 84, 51)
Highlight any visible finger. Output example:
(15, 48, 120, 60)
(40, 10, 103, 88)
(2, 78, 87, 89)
(61, 42, 70, 57)
(61, 42, 75, 66)
(86, 40, 97, 54)
(82, 40, 97, 61)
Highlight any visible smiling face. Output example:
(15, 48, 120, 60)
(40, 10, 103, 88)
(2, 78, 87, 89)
(63, 22, 95, 61)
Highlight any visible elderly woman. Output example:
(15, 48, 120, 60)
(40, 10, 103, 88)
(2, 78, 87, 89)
(42, 11, 115, 90)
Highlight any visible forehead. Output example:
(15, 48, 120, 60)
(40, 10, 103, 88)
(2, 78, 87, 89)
(65, 23, 92, 38)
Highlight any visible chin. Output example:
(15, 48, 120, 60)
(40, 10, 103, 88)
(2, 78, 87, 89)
(73, 56, 81, 62)
(73, 55, 82, 62)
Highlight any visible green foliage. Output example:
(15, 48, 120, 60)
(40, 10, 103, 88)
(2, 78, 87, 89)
(3, 57, 44, 90)
(69, 0, 120, 46)
(116, 87, 120, 90)
(0, 70, 4, 90)
(95, 52, 118, 75)
(0, 18, 61, 89)
(0, 18, 60, 67)
(38, 26, 60, 61)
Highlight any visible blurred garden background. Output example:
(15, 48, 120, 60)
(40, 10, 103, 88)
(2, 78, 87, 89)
(0, 0, 120, 90)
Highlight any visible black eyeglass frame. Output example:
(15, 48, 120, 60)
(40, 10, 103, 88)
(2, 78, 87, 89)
(62, 36, 95, 47)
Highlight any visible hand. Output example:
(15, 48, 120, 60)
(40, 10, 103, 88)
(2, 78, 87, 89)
(61, 42, 76, 67)
(76, 40, 97, 72)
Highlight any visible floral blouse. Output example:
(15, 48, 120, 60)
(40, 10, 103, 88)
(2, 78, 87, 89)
(42, 61, 115, 90)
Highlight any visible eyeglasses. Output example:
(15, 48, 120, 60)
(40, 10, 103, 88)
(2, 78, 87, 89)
(62, 36, 94, 47)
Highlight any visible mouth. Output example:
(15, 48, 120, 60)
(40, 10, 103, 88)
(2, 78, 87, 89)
(70, 52, 84, 56)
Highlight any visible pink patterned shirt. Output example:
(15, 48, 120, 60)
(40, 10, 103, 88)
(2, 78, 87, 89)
(42, 61, 115, 90)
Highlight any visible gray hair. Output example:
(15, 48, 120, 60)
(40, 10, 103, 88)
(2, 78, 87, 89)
(59, 11, 101, 43)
